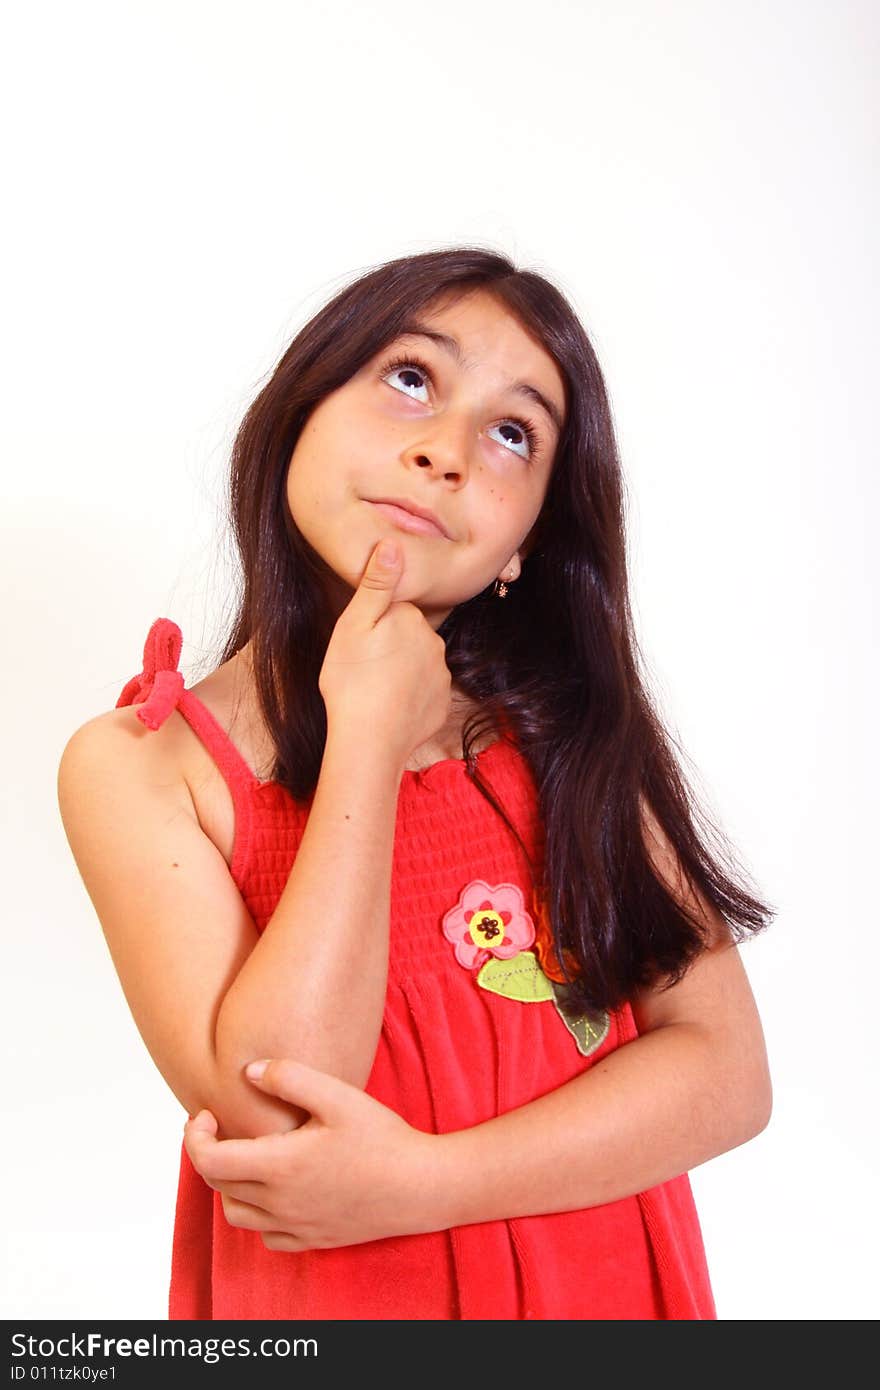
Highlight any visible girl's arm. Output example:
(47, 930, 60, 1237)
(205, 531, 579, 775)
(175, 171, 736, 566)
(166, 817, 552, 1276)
(428, 808, 772, 1225)
(184, 813, 771, 1247)
(186, 935, 769, 1247)
(58, 714, 402, 1140)
(426, 933, 771, 1227)
(59, 543, 449, 1143)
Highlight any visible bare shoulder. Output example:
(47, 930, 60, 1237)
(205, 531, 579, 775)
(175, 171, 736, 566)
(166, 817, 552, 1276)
(58, 648, 270, 871)
(58, 703, 198, 817)
(60, 700, 196, 764)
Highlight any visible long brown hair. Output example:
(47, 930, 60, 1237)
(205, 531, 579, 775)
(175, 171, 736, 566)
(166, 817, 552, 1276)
(215, 245, 773, 1014)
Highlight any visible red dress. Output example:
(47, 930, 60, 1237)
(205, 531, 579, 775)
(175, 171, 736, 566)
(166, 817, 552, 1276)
(117, 618, 717, 1320)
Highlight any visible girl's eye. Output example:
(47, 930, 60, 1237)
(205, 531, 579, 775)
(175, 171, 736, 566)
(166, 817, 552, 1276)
(379, 353, 540, 461)
(486, 420, 537, 461)
(382, 357, 431, 403)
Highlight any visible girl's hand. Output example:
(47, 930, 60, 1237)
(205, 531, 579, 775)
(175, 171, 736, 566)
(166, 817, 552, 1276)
(183, 1059, 442, 1251)
(318, 538, 452, 771)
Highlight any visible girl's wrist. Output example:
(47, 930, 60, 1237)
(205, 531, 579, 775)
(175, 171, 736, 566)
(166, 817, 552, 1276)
(323, 721, 408, 784)
(397, 1128, 475, 1236)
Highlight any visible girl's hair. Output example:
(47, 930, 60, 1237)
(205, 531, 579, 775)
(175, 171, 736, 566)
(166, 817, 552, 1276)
(215, 244, 773, 1014)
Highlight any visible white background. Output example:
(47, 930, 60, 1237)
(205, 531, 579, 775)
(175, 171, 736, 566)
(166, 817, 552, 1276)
(3, 0, 877, 1321)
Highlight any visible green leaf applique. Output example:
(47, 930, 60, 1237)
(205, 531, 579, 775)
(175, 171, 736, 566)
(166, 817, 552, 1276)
(476, 949, 555, 1002)
(550, 981, 610, 1057)
(474, 948, 611, 1060)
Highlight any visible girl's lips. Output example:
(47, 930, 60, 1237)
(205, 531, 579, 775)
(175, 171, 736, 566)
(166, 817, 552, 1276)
(367, 500, 448, 539)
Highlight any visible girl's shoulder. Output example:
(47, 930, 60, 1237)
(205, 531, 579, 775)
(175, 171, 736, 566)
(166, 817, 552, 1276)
(59, 701, 194, 798)
(60, 642, 269, 872)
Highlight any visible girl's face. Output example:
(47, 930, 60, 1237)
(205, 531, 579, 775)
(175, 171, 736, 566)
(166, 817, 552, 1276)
(285, 287, 567, 629)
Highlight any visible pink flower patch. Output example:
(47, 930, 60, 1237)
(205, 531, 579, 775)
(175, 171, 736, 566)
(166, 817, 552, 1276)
(441, 879, 536, 970)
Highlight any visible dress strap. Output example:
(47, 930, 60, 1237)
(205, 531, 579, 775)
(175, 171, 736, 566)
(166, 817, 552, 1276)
(116, 617, 264, 793)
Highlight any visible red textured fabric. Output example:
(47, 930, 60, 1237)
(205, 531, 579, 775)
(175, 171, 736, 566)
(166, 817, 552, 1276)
(117, 618, 717, 1320)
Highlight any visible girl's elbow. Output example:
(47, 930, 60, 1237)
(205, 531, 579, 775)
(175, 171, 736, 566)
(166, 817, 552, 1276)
(210, 1033, 306, 1138)
(710, 1031, 772, 1148)
(211, 1063, 306, 1139)
(754, 1071, 774, 1136)
(740, 1057, 773, 1142)
(725, 1017, 773, 1141)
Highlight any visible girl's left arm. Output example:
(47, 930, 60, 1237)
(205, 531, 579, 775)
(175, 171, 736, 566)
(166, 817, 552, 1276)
(184, 812, 772, 1248)
(429, 928, 772, 1228)
(432, 803, 772, 1226)
(185, 932, 770, 1248)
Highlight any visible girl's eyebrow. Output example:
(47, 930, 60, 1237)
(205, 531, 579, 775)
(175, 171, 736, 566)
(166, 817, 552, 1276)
(394, 321, 564, 435)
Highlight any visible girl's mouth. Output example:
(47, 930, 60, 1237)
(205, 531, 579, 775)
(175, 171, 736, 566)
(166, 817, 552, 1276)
(366, 500, 448, 540)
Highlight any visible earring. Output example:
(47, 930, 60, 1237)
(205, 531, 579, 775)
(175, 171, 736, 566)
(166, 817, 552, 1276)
(493, 577, 510, 598)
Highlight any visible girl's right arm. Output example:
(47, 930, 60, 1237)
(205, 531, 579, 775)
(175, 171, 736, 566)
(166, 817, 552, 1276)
(57, 539, 451, 1140)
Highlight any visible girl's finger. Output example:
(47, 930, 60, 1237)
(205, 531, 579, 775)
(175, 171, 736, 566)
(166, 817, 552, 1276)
(210, 1178, 269, 1205)
(183, 1128, 276, 1183)
(245, 1057, 356, 1126)
(185, 1109, 218, 1134)
(261, 1231, 312, 1253)
(220, 1193, 281, 1231)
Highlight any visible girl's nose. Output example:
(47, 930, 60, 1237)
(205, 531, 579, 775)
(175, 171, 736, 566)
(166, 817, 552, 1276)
(401, 415, 472, 483)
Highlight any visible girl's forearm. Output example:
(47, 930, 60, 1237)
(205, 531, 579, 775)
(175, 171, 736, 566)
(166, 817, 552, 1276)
(421, 1021, 772, 1229)
(212, 727, 403, 1137)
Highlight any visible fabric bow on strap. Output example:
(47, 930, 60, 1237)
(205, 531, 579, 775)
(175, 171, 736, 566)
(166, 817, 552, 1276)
(115, 617, 186, 731)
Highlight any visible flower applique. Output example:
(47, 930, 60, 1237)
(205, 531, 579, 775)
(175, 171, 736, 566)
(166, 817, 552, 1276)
(442, 879, 535, 966)
(441, 878, 611, 1057)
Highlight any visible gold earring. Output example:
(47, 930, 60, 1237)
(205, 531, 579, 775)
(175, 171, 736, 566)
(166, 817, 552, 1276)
(494, 577, 509, 598)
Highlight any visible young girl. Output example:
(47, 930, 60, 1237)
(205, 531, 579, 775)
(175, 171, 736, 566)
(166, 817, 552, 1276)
(58, 245, 773, 1321)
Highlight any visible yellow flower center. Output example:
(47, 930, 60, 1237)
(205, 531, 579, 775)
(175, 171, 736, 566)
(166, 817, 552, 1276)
(467, 908, 505, 950)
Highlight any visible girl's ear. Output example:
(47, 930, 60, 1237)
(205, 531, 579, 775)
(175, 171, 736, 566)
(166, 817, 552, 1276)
(497, 554, 522, 585)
